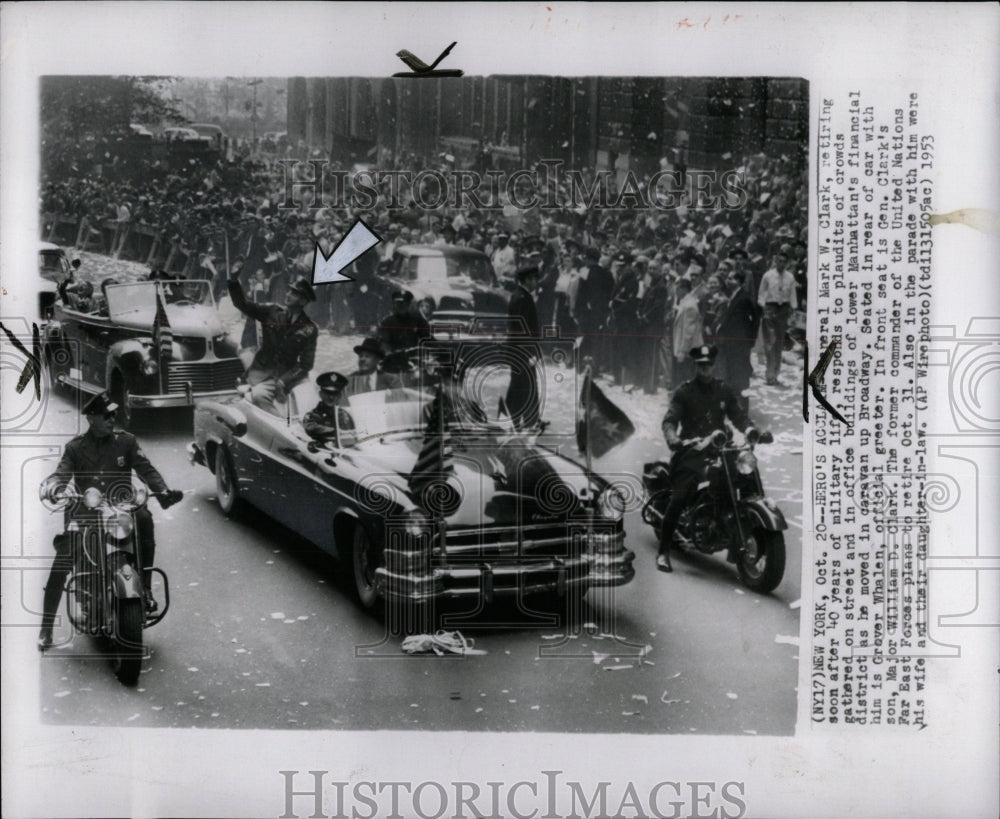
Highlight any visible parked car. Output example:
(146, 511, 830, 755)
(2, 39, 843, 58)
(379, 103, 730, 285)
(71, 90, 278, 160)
(37, 242, 72, 322)
(379, 244, 509, 330)
(163, 127, 203, 143)
(188, 379, 635, 616)
(129, 123, 154, 140)
(43, 278, 243, 427)
(188, 123, 225, 151)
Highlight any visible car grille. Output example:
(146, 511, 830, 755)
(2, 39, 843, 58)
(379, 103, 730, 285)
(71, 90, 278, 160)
(166, 358, 243, 393)
(445, 522, 578, 561)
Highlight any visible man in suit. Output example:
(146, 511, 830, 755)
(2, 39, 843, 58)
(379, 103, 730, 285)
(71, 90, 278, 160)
(346, 337, 402, 397)
(636, 262, 670, 394)
(714, 269, 760, 411)
(608, 252, 640, 384)
(672, 277, 704, 386)
(377, 289, 432, 355)
(505, 265, 542, 430)
(575, 247, 614, 375)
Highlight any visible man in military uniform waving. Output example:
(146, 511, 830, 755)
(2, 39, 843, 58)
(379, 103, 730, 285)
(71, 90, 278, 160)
(229, 256, 318, 412)
(38, 393, 183, 650)
(656, 345, 749, 573)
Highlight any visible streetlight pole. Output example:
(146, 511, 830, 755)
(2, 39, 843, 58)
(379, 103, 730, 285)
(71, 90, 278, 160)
(248, 78, 263, 142)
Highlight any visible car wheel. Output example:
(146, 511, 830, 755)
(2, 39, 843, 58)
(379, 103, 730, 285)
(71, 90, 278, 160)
(214, 446, 242, 516)
(350, 524, 383, 610)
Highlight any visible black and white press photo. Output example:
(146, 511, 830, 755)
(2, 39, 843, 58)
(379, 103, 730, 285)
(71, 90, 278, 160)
(26, 72, 808, 735)
(2, 5, 996, 819)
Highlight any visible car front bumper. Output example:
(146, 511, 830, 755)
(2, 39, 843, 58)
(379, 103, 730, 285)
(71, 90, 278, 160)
(128, 387, 239, 409)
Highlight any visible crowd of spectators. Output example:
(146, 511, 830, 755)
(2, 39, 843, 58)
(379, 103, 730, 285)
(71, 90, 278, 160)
(41, 144, 808, 397)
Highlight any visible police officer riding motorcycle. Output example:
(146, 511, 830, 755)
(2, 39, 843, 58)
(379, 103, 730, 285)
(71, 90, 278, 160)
(642, 345, 788, 593)
(37, 392, 183, 660)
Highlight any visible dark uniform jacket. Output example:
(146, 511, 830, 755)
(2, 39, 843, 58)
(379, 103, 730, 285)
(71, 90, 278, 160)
(507, 285, 540, 338)
(302, 400, 354, 441)
(377, 311, 431, 354)
(661, 376, 749, 441)
(228, 279, 317, 389)
(52, 430, 169, 495)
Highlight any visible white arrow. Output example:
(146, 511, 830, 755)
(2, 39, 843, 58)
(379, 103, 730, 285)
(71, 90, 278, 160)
(311, 217, 383, 285)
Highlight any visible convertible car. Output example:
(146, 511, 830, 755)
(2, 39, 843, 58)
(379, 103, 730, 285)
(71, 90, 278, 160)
(43, 278, 243, 427)
(188, 380, 635, 615)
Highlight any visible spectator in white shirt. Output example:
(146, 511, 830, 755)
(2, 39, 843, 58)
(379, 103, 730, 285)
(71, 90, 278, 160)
(757, 243, 798, 385)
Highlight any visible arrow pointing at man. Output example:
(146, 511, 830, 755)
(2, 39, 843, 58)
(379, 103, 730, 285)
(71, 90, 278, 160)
(312, 217, 383, 286)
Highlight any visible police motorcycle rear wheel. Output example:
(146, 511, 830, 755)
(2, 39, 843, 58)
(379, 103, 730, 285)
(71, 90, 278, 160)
(735, 527, 786, 594)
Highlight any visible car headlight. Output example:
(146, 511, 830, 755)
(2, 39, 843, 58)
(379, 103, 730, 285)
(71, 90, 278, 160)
(736, 451, 758, 475)
(142, 358, 159, 376)
(597, 487, 625, 521)
(404, 509, 432, 538)
(83, 487, 103, 509)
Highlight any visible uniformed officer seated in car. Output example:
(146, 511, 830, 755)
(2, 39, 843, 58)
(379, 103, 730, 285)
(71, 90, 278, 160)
(302, 371, 355, 444)
(656, 345, 750, 573)
(37, 392, 183, 650)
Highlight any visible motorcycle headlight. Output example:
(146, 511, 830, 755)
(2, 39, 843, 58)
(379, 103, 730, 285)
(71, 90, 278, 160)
(132, 483, 148, 507)
(736, 451, 758, 475)
(597, 487, 625, 521)
(404, 509, 432, 538)
(142, 358, 159, 376)
(83, 487, 103, 508)
(111, 512, 134, 540)
(744, 426, 761, 447)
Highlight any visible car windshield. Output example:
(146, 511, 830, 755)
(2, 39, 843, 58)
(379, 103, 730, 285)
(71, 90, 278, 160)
(39, 250, 69, 282)
(411, 255, 495, 285)
(346, 388, 430, 440)
(105, 279, 215, 322)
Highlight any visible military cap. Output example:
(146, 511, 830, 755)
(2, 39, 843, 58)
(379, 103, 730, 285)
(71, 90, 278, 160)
(288, 277, 316, 302)
(690, 345, 717, 363)
(391, 289, 414, 304)
(515, 265, 541, 281)
(82, 392, 119, 416)
(316, 372, 348, 392)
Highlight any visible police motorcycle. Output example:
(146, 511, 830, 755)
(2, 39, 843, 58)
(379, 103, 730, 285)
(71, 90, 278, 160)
(641, 427, 788, 593)
(40, 476, 170, 685)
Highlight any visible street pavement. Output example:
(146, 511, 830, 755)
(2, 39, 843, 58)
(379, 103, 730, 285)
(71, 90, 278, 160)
(27, 252, 803, 734)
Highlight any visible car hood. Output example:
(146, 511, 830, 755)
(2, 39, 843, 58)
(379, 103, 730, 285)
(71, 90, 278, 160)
(346, 433, 598, 527)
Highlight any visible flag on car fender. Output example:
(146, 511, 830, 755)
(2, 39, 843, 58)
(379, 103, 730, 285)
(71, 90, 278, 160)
(152, 288, 173, 361)
(577, 372, 635, 459)
(408, 385, 458, 515)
